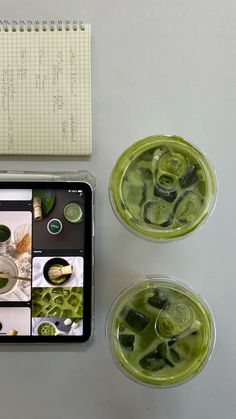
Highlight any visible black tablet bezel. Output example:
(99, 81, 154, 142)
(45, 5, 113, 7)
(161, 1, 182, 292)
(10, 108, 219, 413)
(0, 181, 93, 343)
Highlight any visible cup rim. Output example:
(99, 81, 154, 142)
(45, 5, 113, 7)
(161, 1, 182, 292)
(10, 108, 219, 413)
(109, 134, 218, 242)
(106, 275, 216, 388)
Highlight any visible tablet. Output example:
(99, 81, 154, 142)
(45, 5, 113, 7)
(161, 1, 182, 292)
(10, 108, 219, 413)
(0, 171, 94, 343)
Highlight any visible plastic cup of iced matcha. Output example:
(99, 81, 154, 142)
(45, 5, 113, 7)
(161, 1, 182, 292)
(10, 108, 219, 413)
(106, 276, 215, 387)
(109, 135, 217, 241)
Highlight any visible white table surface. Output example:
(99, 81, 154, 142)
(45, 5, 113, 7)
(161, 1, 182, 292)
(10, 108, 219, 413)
(0, 1, 234, 418)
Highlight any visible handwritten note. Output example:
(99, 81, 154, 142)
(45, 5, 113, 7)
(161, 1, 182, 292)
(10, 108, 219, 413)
(0, 24, 91, 155)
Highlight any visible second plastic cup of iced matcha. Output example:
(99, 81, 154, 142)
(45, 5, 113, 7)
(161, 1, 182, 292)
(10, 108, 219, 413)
(109, 135, 217, 241)
(107, 276, 215, 387)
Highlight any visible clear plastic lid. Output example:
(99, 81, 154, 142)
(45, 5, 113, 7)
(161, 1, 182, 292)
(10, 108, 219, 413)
(107, 275, 215, 388)
(109, 135, 218, 241)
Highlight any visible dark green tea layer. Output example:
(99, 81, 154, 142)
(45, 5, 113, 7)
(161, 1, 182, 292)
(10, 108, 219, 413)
(0, 278, 8, 288)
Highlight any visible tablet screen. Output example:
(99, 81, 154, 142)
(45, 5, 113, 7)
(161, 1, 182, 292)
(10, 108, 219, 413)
(0, 182, 93, 342)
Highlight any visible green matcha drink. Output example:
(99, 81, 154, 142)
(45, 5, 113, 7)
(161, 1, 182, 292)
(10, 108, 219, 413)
(107, 277, 215, 387)
(37, 322, 56, 336)
(109, 135, 217, 240)
(64, 202, 83, 223)
(0, 225, 11, 252)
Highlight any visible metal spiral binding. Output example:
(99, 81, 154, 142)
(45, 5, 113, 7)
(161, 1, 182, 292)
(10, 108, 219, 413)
(42, 20, 47, 31)
(57, 20, 63, 31)
(73, 20, 78, 31)
(19, 21, 25, 32)
(27, 21, 33, 32)
(79, 21, 85, 31)
(3, 20, 10, 32)
(11, 20, 17, 32)
(49, 20, 56, 31)
(0, 20, 85, 32)
(65, 20, 70, 31)
(34, 21, 40, 32)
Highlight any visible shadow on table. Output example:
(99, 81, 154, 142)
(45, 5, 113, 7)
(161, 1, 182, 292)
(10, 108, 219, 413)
(0, 338, 95, 353)
(0, 155, 91, 162)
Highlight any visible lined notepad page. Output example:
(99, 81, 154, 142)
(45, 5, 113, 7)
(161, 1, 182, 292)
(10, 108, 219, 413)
(0, 22, 91, 155)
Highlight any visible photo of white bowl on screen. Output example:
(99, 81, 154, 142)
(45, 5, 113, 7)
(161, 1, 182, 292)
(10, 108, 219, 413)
(0, 255, 19, 295)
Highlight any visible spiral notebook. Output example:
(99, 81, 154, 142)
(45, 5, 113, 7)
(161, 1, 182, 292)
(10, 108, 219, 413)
(0, 21, 91, 156)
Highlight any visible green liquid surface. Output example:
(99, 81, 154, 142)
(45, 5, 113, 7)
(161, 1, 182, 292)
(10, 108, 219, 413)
(48, 219, 62, 234)
(64, 203, 83, 223)
(109, 280, 214, 387)
(0, 278, 8, 288)
(0, 227, 10, 242)
(110, 136, 217, 240)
